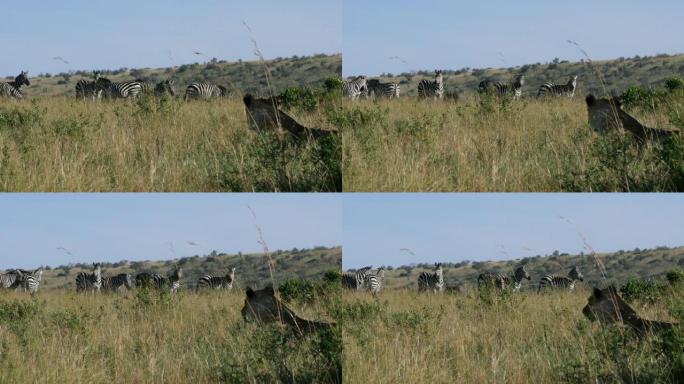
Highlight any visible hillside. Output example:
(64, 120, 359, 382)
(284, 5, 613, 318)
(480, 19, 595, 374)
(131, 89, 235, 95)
(8, 53, 341, 98)
(26, 246, 341, 291)
(366, 52, 684, 97)
(349, 245, 684, 290)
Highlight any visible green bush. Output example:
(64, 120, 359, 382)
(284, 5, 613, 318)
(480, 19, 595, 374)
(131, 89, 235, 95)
(278, 87, 318, 111)
(666, 269, 684, 286)
(620, 86, 658, 110)
(665, 77, 684, 92)
(620, 278, 666, 303)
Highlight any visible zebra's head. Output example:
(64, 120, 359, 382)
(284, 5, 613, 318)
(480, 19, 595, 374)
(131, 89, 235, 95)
(569, 266, 583, 281)
(569, 75, 578, 87)
(435, 70, 443, 83)
(93, 263, 101, 276)
(514, 74, 525, 86)
(228, 267, 236, 281)
(217, 85, 227, 97)
(125, 274, 134, 289)
(15, 71, 30, 87)
(165, 80, 175, 96)
(515, 265, 531, 281)
(435, 263, 443, 276)
(33, 268, 43, 282)
(376, 267, 385, 279)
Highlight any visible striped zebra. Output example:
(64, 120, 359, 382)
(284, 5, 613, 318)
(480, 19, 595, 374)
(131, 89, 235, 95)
(365, 267, 384, 296)
(342, 266, 373, 290)
(197, 267, 236, 290)
(367, 79, 400, 99)
(135, 272, 164, 289)
(418, 263, 445, 293)
(168, 265, 182, 293)
(154, 80, 175, 97)
(342, 76, 368, 100)
(185, 82, 226, 100)
(101, 273, 134, 292)
(418, 70, 444, 99)
(538, 265, 584, 292)
(76, 263, 102, 292)
(75, 79, 104, 99)
(537, 75, 578, 98)
(101, 79, 143, 99)
(0, 71, 30, 99)
(478, 74, 525, 100)
(0, 269, 25, 289)
(478, 265, 531, 292)
(20, 268, 43, 294)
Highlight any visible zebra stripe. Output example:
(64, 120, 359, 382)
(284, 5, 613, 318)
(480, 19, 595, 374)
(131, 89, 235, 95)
(342, 266, 372, 290)
(478, 74, 525, 100)
(537, 75, 578, 98)
(342, 76, 368, 100)
(154, 80, 175, 97)
(197, 267, 236, 290)
(135, 272, 164, 289)
(185, 82, 226, 100)
(538, 265, 583, 292)
(418, 263, 444, 293)
(21, 269, 42, 294)
(478, 265, 530, 292)
(75, 79, 104, 99)
(0, 71, 30, 99)
(367, 79, 400, 99)
(0, 270, 25, 289)
(102, 273, 133, 292)
(418, 71, 444, 99)
(103, 81, 143, 99)
(76, 263, 102, 292)
(365, 267, 384, 295)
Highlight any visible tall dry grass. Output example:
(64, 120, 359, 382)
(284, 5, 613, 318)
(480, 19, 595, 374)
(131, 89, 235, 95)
(341, 95, 683, 192)
(0, 288, 337, 383)
(342, 287, 682, 383)
(0, 96, 340, 192)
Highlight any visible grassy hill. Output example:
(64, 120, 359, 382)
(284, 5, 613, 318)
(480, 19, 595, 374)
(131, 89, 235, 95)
(348, 245, 684, 290)
(366, 52, 684, 97)
(29, 246, 341, 291)
(9, 53, 341, 98)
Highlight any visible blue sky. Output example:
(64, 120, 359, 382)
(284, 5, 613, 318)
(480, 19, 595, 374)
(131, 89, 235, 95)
(343, 0, 684, 76)
(0, 194, 341, 269)
(343, 194, 684, 269)
(1, 0, 341, 76)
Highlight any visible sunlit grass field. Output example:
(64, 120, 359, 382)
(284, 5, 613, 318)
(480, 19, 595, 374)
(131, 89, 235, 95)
(0, 288, 339, 383)
(0, 96, 341, 192)
(341, 95, 684, 192)
(341, 286, 683, 383)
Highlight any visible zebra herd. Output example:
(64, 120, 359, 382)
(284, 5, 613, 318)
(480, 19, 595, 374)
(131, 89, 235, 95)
(343, 70, 580, 100)
(0, 263, 238, 294)
(343, 264, 585, 295)
(0, 70, 227, 100)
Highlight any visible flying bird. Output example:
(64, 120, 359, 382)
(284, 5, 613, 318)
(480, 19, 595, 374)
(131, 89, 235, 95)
(187, 241, 200, 246)
(52, 56, 69, 64)
(388, 56, 408, 65)
(193, 51, 204, 56)
(399, 248, 416, 256)
(56, 247, 73, 255)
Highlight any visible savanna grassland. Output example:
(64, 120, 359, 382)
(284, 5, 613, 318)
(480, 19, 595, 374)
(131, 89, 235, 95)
(0, 288, 341, 383)
(0, 93, 341, 192)
(341, 281, 684, 383)
(341, 82, 684, 192)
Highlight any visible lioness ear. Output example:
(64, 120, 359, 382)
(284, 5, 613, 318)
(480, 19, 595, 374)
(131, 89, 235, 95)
(246, 287, 255, 298)
(585, 94, 596, 106)
(243, 94, 253, 107)
(592, 287, 602, 298)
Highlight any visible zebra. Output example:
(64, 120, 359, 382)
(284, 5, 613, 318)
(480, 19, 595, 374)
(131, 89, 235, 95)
(367, 79, 400, 99)
(342, 76, 368, 100)
(537, 75, 578, 98)
(196, 267, 236, 290)
(477, 265, 531, 292)
(75, 79, 104, 99)
(135, 272, 164, 289)
(365, 267, 384, 296)
(478, 74, 525, 100)
(418, 70, 444, 99)
(168, 265, 183, 293)
(101, 79, 143, 99)
(538, 265, 584, 292)
(101, 273, 134, 292)
(0, 71, 30, 99)
(418, 263, 445, 293)
(20, 268, 43, 294)
(185, 82, 226, 100)
(0, 269, 25, 289)
(342, 266, 373, 290)
(154, 80, 175, 97)
(76, 263, 102, 292)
